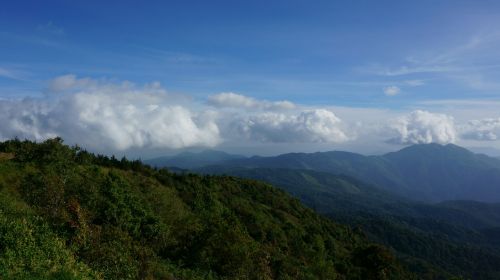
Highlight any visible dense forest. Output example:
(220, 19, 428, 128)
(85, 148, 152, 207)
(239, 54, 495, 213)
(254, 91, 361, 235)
(0, 138, 415, 280)
(201, 167, 500, 279)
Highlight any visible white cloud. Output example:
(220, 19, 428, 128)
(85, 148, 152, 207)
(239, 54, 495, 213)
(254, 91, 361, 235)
(8, 75, 500, 154)
(405, 80, 425, 87)
(231, 109, 350, 143)
(389, 110, 457, 144)
(0, 99, 57, 141)
(381, 65, 455, 76)
(460, 118, 500, 141)
(48, 74, 95, 92)
(0, 75, 355, 152)
(383, 86, 400, 96)
(208, 92, 295, 110)
(0, 75, 221, 151)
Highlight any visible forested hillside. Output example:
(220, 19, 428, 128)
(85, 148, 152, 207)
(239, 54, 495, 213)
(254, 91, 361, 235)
(0, 138, 412, 280)
(202, 167, 500, 279)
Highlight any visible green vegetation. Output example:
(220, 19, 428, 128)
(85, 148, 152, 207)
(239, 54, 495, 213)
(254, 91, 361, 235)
(207, 167, 500, 279)
(333, 212, 500, 280)
(199, 167, 407, 215)
(0, 138, 413, 280)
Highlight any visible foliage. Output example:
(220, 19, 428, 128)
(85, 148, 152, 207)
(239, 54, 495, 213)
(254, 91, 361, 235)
(210, 167, 500, 279)
(0, 138, 413, 279)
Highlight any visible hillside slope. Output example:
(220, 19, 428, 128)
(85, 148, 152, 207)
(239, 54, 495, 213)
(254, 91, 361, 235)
(200, 167, 500, 279)
(0, 138, 411, 280)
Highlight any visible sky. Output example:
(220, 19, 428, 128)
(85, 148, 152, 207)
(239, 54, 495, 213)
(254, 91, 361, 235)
(2, 0, 500, 157)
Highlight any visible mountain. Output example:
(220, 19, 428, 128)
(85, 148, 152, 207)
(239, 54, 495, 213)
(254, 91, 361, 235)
(0, 138, 412, 280)
(382, 144, 500, 202)
(145, 149, 245, 169)
(198, 166, 500, 279)
(201, 143, 500, 202)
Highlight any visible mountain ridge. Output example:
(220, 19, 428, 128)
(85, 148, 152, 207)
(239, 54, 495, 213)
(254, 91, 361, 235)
(194, 143, 500, 202)
(145, 149, 245, 169)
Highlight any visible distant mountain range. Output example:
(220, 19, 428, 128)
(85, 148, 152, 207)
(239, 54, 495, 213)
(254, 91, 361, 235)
(190, 144, 500, 203)
(145, 149, 245, 169)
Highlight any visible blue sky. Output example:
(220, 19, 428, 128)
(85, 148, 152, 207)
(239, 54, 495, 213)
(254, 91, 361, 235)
(2, 1, 500, 156)
(3, 0, 500, 103)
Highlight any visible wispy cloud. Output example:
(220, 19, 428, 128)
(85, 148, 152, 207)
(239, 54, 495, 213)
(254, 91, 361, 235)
(404, 80, 425, 87)
(208, 92, 295, 110)
(135, 46, 220, 65)
(0, 66, 29, 81)
(380, 65, 458, 76)
(36, 21, 65, 36)
(0, 28, 65, 49)
(358, 33, 500, 97)
(0, 67, 20, 80)
(450, 72, 500, 91)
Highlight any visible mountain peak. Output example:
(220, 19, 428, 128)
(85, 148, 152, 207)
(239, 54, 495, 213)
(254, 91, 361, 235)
(386, 143, 472, 158)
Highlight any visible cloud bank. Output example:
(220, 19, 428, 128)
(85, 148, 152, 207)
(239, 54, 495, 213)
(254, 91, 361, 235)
(2, 75, 500, 153)
(460, 118, 500, 141)
(0, 75, 351, 151)
(232, 109, 349, 143)
(0, 76, 220, 151)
